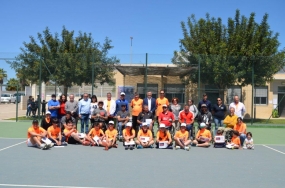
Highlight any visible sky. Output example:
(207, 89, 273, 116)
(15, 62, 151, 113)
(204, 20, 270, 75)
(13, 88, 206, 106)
(1, 0, 285, 81)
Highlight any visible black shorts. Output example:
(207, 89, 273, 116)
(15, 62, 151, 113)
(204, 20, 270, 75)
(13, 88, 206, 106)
(67, 137, 80, 144)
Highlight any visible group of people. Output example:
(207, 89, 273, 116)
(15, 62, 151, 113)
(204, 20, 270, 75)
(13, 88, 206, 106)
(26, 91, 254, 151)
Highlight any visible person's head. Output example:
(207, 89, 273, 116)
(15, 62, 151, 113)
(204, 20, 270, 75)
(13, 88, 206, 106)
(147, 91, 152, 98)
(217, 97, 222, 105)
(180, 123, 186, 132)
(98, 122, 103, 129)
(51, 94, 56, 101)
(65, 111, 72, 119)
(201, 104, 207, 112)
(200, 122, 206, 130)
(216, 130, 223, 136)
(162, 104, 168, 112)
(66, 119, 73, 129)
(143, 105, 149, 112)
(120, 92, 125, 99)
(52, 118, 59, 127)
(125, 122, 132, 132)
(142, 122, 148, 132)
(246, 132, 252, 140)
(232, 130, 239, 138)
(98, 101, 104, 108)
(172, 97, 179, 105)
(94, 122, 100, 130)
(45, 111, 51, 118)
(29, 96, 32, 99)
(60, 94, 67, 102)
(159, 123, 166, 133)
(43, 100, 46, 102)
(107, 92, 112, 100)
(31, 98, 34, 101)
(91, 95, 97, 103)
(134, 92, 139, 100)
(108, 120, 115, 130)
(237, 117, 243, 125)
(159, 90, 165, 98)
(188, 99, 194, 106)
(69, 94, 75, 102)
(234, 95, 239, 104)
(32, 120, 39, 129)
(229, 107, 235, 115)
(83, 93, 89, 101)
(184, 104, 190, 112)
(203, 93, 207, 101)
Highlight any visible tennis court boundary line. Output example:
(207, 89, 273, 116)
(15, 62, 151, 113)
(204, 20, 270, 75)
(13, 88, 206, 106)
(0, 141, 25, 152)
(0, 184, 106, 188)
(263, 145, 285, 155)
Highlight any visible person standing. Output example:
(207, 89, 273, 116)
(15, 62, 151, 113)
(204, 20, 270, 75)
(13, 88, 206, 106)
(170, 97, 182, 133)
(198, 93, 212, 112)
(90, 95, 98, 125)
(229, 95, 246, 118)
(58, 94, 67, 120)
(131, 93, 143, 135)
(41, 100, 47, 116)
(103, 92, 116, 122)
(115, 92, 129, 115)
(156, 90, 169, 124)
(212, 97, 227, 136)
(143, 91, 156, 117)
(188, 99, 199, 118)
(65, 94, 79, 126)
(78, 93, 91, 133)
(26, 96, 32, 118)
(48, 94, 60, 119)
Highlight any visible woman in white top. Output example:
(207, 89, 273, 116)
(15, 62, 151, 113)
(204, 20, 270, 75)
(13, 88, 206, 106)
(170, 97, 182, 133)
(188, 99, 198, 118)
(90, 95, 98, 125)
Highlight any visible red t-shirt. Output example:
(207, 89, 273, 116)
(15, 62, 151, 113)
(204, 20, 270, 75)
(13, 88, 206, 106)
(59, 102, 66, 115)
(158, 111, 174, 127)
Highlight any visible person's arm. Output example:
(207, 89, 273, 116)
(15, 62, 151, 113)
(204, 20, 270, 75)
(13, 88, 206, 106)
(242, 104, 246, 117)
(125, 100, 129, 112)
(156, 132, 160, 142)
(124, 114, 130, 124)
(178, 111, 183, 124)
(47, 130, 56, 142)
(102, 111, 108, 120)
(167, 132, 172, 144)
(58, 132, 62, 145)
(29, 130, 44, 138)
(64, 129, 76, 138)
(64, 102, 68, 112)
(73, 101, 79, 113)
(55, 101, 60, 109)
(78, 101, 82, 116)
(130, 130, 135, 139)
(189, 112, 194, 124)
(112, 132, 117, 145)
(208, 112, 213, 124)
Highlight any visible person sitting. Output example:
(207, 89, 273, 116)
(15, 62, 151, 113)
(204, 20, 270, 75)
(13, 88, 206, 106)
(156, 123, 173, 149)
(91, 101, 108, 131)
(41, 111, 53, 131)
(63, 119, 84, 145)
(197, 104, 213, 131)
(85, 122, 106, 147)
(27, 120, 51, 150)
(243, 132, 254, 150)
(158, 104, 175, 132)
(116, 104, 130, 140)
(226, 130, 241, 149)
(61, 111, 76, 131)
(123, 122, 135, 150)
(174, 123, 191, 150)
(178, 104, 194, 139)
(136, 122, 154, 149)
(137, 105, 154, 131)
(104, 121, 118, 150)
(191, 123, 211, 147)
(233, 117, 247, 146)
(47, 118, 66, 146)
(223, 107, 238, 128)
(213, 129, 226, 148)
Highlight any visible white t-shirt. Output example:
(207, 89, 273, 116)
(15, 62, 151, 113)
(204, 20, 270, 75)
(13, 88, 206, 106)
(244, 138, 253, 146)
(229, 102, 246, 118)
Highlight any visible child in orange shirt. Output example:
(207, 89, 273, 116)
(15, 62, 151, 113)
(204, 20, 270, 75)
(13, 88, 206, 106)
(104, 121, 118, 150)
(156, 123, 173, 149)
(174, 123, 191, 150)
(136, 122, 154, 149)
(191, 123, 211, 147)
(63, 119, 84, 144)
(226, 130, 241, 149)
(85, 122, 106, 147)
(123, 122, 135, 150)
(47, 118, 66, 146)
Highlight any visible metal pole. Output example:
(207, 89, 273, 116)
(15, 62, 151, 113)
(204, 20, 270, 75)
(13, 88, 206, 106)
(38, 59, 42, 119)
(16, 84, 19, 122)
(130, 37, 133, 64)
(198, 57, 201, 101)
(92, 55, 94, 96)
(144, 53, 148, 98)
(251, 61, 254, 125)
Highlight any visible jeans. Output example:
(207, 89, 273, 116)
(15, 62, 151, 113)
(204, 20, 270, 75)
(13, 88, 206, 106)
(213, 118, 224, 136)
(118, 122, 124, 136)
(80, 114, 89, 133)
(186, 124, 193, 138)
(239, 133, 246, 146)
(26, 106, 31, 116)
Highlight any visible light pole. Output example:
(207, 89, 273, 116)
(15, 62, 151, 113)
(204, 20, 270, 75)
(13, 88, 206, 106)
(130, 37, 133, 64)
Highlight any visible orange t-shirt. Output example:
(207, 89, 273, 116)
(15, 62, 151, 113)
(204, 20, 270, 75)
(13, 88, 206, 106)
(196, 129, 211, 140)
(88, 128, 104, 137)
(175, 130, 189, 141)
(156, 97, 169, 116)
(138, 129, 153, 138)
(105, 129, 118, 140)
(179, 111, 194, 124)
(27, 126, 46, 138)
(123, 129, 135, 137)
(131, 98, 143, 116)
(234, 123, 247, 134)
(63, 128, 78, 141)
(231, 136, 241, 146)
(156, 130, 171, 141)
(47, 126, 61, 139)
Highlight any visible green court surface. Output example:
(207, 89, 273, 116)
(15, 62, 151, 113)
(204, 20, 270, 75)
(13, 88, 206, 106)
(0, 121, 284, 145)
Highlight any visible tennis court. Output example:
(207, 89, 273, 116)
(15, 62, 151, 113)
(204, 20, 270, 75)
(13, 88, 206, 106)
(0, 121, 284, 188)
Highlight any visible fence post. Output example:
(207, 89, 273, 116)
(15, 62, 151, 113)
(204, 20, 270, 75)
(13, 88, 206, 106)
(144, 53, 148, 98)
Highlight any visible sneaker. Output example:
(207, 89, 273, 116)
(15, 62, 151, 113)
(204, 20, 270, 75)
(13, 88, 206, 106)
(185, 146, 190, 151)
(175, 146, 180, 150)
(137, 145, 143, 149)
(119, 135, 123, 141)
(191, 142, 197, 147)
(47, 143, 54, 149)
(39, 143, 48, 150)
(149, 145, 153, 149)
(62, 141, 68, 146)
(130, 146, 134, 150)
(125, 145, 129, 150)
(167, 146, 173, 149)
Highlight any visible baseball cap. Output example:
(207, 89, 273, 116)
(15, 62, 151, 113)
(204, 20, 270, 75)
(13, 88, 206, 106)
(162, 104, 168, 107)
(46, 111, 51, 115)
(200, 123, 206, 128)
(120, 92, 125, 96)
(32, 119, 39, 124)
(201, 104, 207, 107)
(108, 120, 114, 125)
(159, 123, 166, 128)
(142, 122, 148, 126)
(126, 122, 132, 127)
(180, 123, 186, 127)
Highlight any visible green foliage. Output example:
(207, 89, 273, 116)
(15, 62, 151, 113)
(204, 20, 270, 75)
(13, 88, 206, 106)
(6, 78, 20, 91)
(173, 10, 285, 89)
(0, 68, 7, 84)
(7, 26, 119, 95)
(272, 109, 279, 118)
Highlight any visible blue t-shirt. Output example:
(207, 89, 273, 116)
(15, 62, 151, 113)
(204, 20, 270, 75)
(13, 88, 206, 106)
(48, 99, 60, 118)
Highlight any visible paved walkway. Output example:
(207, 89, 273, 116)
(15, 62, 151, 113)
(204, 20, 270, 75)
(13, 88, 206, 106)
(0, 104, 26, 120)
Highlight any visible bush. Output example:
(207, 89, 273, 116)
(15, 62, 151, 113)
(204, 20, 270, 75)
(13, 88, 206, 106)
(272, 109, 279, 118)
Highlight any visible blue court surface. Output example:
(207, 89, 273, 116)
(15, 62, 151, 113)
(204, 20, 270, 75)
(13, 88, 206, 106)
(0, 138, 284, 188)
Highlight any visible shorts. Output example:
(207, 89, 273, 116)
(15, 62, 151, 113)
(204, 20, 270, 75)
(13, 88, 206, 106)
(27, 138, 37, 147)
(67, 137, 80, 144)
(198, 140, 206, 144)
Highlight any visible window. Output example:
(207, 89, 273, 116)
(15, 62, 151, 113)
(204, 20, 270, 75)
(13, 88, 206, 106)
(164, 84, 185, 104)
(254, 86, 268, 105)
(137, 84, 158, 99)
(227, 86, 242, 104)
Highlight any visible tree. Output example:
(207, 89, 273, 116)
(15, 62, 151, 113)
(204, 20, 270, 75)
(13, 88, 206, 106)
(6, 78, 20, 91)
(173, 10, 285, 91)
(0, 68, 7, 98)
(7, 26, 119, 95)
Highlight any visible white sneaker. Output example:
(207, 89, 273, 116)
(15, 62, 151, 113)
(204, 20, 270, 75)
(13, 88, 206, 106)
(175, 146, 180, 150)
(47, 143, 54, 149)
(185, 146, 190, 151)
(39, 144, 48, 150)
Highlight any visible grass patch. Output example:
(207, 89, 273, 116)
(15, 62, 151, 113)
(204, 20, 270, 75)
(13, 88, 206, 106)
(243, 118, 285, 124)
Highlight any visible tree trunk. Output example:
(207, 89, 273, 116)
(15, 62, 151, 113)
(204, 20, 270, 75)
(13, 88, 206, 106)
(63, 85, 68, 96)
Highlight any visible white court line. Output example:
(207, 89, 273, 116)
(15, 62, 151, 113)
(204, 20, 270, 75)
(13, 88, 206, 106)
(0, 184, 106, 188)
(0, 141, 25, 152)
(255, 144, 285, 146)
(263, 145, 285, 155)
